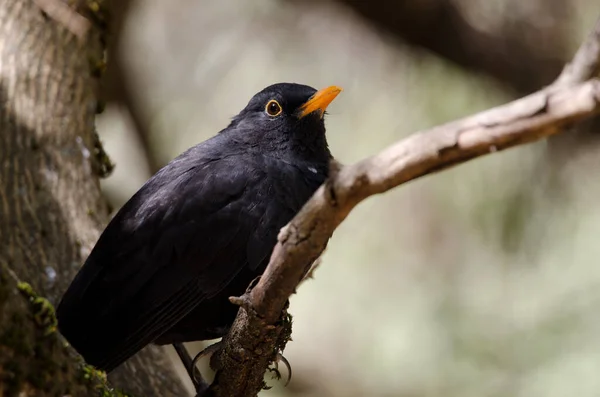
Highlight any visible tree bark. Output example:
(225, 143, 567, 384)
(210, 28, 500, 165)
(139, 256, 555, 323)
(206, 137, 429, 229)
(0, 1, 187, 396)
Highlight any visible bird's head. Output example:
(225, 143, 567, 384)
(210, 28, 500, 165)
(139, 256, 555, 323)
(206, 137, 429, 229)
(224, 82, 342, 161)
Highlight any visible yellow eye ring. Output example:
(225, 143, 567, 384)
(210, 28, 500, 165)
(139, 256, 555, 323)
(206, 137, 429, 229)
(265, 100, 282, 117)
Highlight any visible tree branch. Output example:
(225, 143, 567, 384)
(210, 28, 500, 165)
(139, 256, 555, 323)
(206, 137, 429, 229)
(555, 17, 600, 87)
(543, 17, 600, 165)
(206, 15, 600, 397)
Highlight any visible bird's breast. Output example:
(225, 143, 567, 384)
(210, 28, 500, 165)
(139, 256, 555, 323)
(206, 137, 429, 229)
(260, 156, 327, 208)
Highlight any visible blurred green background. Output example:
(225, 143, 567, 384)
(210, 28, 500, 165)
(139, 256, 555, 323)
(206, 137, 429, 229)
(97, 1, 600, 395)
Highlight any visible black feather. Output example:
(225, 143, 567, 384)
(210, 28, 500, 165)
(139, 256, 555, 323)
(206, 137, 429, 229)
(56, 82, 336, 371)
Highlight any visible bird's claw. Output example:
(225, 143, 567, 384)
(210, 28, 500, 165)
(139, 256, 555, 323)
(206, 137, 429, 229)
(267, 352, 292, 386)
(190, 342, 292, 389)
(191, 341, 223, 388)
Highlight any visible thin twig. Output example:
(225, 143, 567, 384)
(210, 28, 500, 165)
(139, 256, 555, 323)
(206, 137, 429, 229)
(555, 17, 600, 86)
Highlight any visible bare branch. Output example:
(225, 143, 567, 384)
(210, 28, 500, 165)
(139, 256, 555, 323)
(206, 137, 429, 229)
(249, 80, 600, 316)
(206, 15, 600, 397)
(545, 17, 600, 165)
(555, 17, 600, 87)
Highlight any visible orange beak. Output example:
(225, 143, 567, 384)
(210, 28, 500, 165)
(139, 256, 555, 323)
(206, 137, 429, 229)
(297, 85, 342, 119)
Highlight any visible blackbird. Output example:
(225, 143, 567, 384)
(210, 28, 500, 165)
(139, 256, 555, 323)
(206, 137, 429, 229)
(55, 82, 342, 389)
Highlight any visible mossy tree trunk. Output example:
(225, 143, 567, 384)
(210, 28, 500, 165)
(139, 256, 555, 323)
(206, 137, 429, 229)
(0, 1, 188, 396)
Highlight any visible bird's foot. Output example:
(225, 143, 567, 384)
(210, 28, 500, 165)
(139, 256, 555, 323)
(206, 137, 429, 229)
(190, 341, 292, 390)
(266, 352, 292, 387)
(173, 343, 209, 394)
(191, 341, 223, 389)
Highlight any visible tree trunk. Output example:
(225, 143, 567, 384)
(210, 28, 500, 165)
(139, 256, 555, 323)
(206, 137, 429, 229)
(0, 1, 188, 395)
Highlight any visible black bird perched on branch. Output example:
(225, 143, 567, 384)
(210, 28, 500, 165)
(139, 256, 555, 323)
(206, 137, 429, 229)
(55, 82, 342, 390)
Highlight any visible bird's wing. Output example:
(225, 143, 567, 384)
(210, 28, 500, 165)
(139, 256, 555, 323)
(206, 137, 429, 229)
(56, 150, 278, 371)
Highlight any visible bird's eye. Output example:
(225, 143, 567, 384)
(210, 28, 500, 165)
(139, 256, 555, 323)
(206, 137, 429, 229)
(265, 100, 282, 117)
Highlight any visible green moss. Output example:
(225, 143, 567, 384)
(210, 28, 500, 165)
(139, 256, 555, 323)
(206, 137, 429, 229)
(81, 364, 106, 382)
(80, 364, 133, 397)
(85, 0, 109, 28)
(0, 277, 130, 396)
(89, 58, 106, 79)
(274, 311, 293, 355)
(92, 130, 115, 178)
(0, 278, 32, 356)
(81, 0, 108, 65)
(262, 310, 294, 389)
(80, 0, 114, 179)
(17, 282, 57, 335)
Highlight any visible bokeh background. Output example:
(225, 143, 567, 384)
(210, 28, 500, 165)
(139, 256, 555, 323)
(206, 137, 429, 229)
(97, 1, 600, 396)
